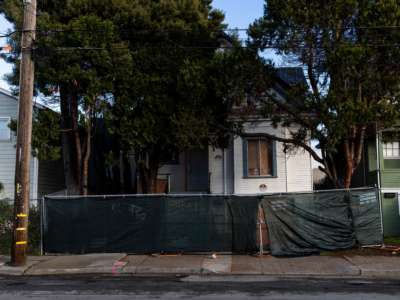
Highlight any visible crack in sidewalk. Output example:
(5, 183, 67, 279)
(342, 256, 361, 276)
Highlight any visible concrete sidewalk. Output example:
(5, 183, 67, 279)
(1, 254, 400, 279)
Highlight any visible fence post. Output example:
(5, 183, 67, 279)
(377, 186, 385, 245)
(258, 204, 264, 256)
(39, 197, 44, 256)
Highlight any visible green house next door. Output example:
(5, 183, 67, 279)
(382, 192, 400, 237)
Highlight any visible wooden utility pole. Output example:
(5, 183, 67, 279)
(11, 0, 37, 266)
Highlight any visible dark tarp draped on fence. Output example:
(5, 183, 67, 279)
(349, 189, 382, 246)
(262, 191, 355, 256)
(42, 188, 382, 256)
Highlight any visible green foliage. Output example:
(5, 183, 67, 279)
(0, 182, 3, 193)
(32, 109, 62, 161)
(9, 109, 62, 161)
(0, 200, 40, 255)
(384, 236, 400, 245)
(249, 0, 400, 187)
(1, 0, 275, 193)
(106, 1, 235, 162)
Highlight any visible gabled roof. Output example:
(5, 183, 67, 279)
(276, 67, 307, 87)
(0, 87, 47, 110)
(272, 67, 308, 102)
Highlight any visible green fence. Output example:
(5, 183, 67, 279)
(42, 188, 383, 256)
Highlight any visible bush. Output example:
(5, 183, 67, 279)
(0, 200, 41, 255)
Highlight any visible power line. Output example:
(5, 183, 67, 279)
(30, 42, 400, 52)
(1, 24, 400, 38)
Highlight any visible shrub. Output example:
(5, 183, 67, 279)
(0, 200, 41, 255)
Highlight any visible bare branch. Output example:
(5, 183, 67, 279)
(253, 131, 324, 164)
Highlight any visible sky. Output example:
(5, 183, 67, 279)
(0, 16, 13, 89)
(0, 0, 272, 90)
(213, 0, 264, 32)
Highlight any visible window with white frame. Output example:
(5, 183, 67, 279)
(0, 117, 11, 141)
(383, 141, 400, 158)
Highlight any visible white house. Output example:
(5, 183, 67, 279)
(0, 88, 65, 200)
(156, 68, 314, 194)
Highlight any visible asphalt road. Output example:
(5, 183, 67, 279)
(0, 276, 400, 300)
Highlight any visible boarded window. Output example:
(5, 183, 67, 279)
(246, 138, 273, 177)
(0, 118, 10, 141)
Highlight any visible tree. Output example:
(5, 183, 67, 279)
(9, 108, 62, 162)
(107, 0, 237, 193)
(249, 0, 400, 188)
(1, 0, 274, 194)
(1, 0, 132, 195)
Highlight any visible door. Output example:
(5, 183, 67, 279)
(187, 149, 209, 192)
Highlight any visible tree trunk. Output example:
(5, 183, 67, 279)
(343, 138, 355, 189)
(119, 150, 124, 193)
(81, 106, 92, 196)
(138, 150, 160, 194)
(70, 92, 83, 193)
(138, 160, 150, 194)
(59, 86, 79, 194)
(342, 126, 366, 189)
(148, 165, 158, 194)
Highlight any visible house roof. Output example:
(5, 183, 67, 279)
(276, 67, 308, 87)
(272, 67, 309, 104)
(0, 87, 47, 110)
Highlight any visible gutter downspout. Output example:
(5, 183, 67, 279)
(375, 124, 384, 241)
(222, 149, 226, 195)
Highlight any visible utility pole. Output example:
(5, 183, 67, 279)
(11, 0, 37, 266)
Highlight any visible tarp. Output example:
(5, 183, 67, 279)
(261, 188, 383, 256)
(42, 188, 382, 255)
(349, 189, 382, 246)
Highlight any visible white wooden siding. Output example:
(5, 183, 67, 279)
(286, 148, 313, 192)
(209, 147, 224, 194)
(284, 127, 313, 192)
(208, 121, 313, 195)
(0, 91, 38, 199)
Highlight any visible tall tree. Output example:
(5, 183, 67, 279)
(1, 0, 132, 195)
(1, 0, 273, 194)
(107, 0, 236, 193)
(249, 0, 400, 188)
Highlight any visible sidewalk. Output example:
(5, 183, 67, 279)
(1, 253, 400, 279)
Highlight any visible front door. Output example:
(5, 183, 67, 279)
(187, 149, 209, 193)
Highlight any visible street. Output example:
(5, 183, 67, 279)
(0, 276, 400, 300)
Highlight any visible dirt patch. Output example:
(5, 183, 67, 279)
(321, 246, 400, 257)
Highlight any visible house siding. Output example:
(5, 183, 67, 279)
(232, 121, 312, 194)
(0, 91, 38, 199)
(0, 92, 18, 199)
(38, 159, 65, 196)
(158, 152, 186, 193)
(209, 147, 224, 194)
(286, 147, 313, 192)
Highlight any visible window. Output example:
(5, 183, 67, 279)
(0, 117, 11, 141)
(383, 141, 400, 158)
(244, 137, 276, 177)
